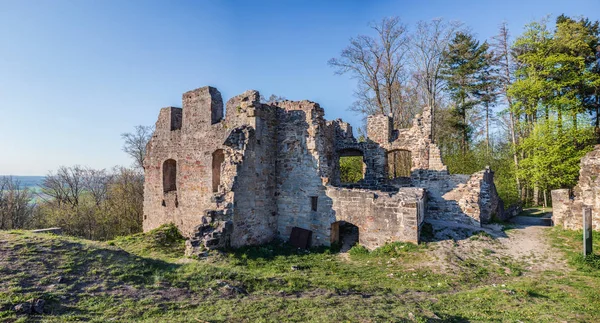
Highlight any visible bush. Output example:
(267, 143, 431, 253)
(371, 242, 420, 256)
(348, 244, 369, 257)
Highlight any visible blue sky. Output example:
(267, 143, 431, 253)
(1, 0, 599, 175)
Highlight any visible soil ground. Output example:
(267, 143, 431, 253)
(1, 221, 599, 322)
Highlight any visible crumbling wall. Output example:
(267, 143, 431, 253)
(327, 187, 426, 248)
(224, 92, 279, 247)
(412, 168, 503, 226)
(551, 145, 600, 230)
(367, 106, 446, 174)
(144, 86, 505, 252)
(274, 100, 335, 246)
(144, 87, 278, 248)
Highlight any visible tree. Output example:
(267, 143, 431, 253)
(260, 94, 287, 104)
(0, 177, 35, 230)
(329, 17, 412, 126)
(441, 32, 490, 155)
(518, 118, 595, 206)
(509, 16, 600, 205)
(474, 48, 500, 156)
(121, 125, 154, 170)
(36, 166, 144, 240)
(409, 18, 463, 140)
(491, 22, 521, 201)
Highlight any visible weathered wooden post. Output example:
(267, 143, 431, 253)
(583, 206, 593, 257)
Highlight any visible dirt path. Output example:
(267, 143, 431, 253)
(497, 223, 568, 272)
(425, 218, 569, 274)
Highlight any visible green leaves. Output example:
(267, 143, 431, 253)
(441, 32, 493, 153)
(517, 118, 595, 191)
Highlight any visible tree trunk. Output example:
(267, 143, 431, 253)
(508, 102, 521, 203)
(486, 102, 490, 156)
(558, 109, 563, 131)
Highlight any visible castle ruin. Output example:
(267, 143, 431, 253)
(143, 86, 504, 252)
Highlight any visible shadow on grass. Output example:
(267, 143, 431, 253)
(225, 239, 339, 261)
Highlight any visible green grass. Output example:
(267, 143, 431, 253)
(1, 225, 600, 322)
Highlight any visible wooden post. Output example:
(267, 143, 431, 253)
(583, 206, 593, 257)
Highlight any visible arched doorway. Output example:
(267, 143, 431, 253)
(331, 221, 359, 252)
(387, 149, 412, 178)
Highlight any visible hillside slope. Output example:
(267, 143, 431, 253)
(1, 224, 599, 322)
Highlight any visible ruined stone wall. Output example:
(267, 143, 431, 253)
(551, 145, 600, 230)
(412, 168, 502, 226)
(274, 100, 336, 246)
(366, 106, 446, 174)
(144, 86, 505, 252)
(327, 187, 426, 248)
(224, 92, 279, 247)
(144, 87, 278, 247)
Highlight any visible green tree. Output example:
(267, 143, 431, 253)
(441, 32, 490, 155)
(340, 157, 365, 183)
(518, 118, 595, 206)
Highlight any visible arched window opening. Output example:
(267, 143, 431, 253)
(338, 149, 365, 184)
(163, 159, 177, 193)
(212, 149, 225, 193)
(387, 149, 412, 178)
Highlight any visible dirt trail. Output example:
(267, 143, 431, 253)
(425, 218, 569, 274)
(497, 223, 568, 272)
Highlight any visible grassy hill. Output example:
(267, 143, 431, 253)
(1, 224, 599, 322)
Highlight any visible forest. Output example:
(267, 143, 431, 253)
(331, 14, 600, 207)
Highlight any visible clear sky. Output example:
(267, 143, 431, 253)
(1, 0, 598, 175)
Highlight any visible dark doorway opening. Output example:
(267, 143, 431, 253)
(331, 221, 359, 252)
(212, 149, 225, 193)
(163, 159, 177, 193)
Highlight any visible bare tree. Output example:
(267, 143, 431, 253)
(121, 125, 154, 170)
(260, 94, 287, 104)
(82, 168, 113, 206)
(36, 166, 144, 240)
(409, 18, 463, 140)
(491, 22, 521, 200)
(0, 176, 35, 229)
(329, 17, 412, 126)
(40, 166, 86, 208)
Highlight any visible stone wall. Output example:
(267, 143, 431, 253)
(327, 187, 426, 248)
(274, 100, 335, 246)
(367, 106, 447, 174)
(143, 86, 505, 252)
(144, 87, 279, 248)
(412, 168, 503, 226)
(551, 145, 600, 230)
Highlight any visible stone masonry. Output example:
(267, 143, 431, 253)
(143, 86, 504, 251)
(552, 145, 600, 230)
